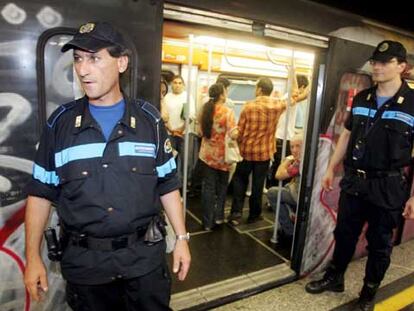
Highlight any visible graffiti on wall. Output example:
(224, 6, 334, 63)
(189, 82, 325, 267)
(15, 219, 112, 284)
(0, 3, 70, 310)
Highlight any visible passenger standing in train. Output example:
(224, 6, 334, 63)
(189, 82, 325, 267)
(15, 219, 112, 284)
(266, 134, 303, 242)
(163, 75, 196, 185)
(228, 77, 286, 225)
(24, 22, 190, 311)
(189, 77, 234, 197)
(305, 40, 414, 311)
(198, 83, 239, 230)
(267, 75, 309, 188)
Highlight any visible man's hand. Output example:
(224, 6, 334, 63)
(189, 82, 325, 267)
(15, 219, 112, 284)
(24, 258, 48, 301)
(403, 196, 414, 220)
(322, 168, 334, 191)
(172, 240, 191, 281)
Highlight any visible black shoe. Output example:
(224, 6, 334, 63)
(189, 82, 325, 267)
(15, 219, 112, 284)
(247, 215, 264, 224)
(227, 213, 242, 226)
(351, 282, 378, 311)
(305, 272, 344, 294)
(352, 298, 375, 311)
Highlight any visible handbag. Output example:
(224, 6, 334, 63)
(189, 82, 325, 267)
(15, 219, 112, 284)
(225, 135, 242, 164)
(224, 111, 243, 164)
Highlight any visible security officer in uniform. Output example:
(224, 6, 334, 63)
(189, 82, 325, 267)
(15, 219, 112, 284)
(24, 22, 191, 311)
(305, 40, 414, 310)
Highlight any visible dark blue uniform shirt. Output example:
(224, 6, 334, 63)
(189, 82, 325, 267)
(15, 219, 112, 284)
(26, 96, 180, 285)
(341, 81, 414, 210)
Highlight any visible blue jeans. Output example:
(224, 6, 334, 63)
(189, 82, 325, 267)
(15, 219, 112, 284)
(201, 162, 229, 229)
(267, 186, 297, 236)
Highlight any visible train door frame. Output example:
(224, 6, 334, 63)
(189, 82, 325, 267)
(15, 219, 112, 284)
(162, 2, 329, 275)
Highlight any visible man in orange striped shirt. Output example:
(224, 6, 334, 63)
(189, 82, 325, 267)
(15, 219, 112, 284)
(228, 77, 286, 225)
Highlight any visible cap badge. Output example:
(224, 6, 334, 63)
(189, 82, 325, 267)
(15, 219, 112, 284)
(378, 42, 389, 52)
(79, 23, 95, 34)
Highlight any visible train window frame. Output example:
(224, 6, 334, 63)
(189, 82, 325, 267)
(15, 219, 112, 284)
(36, 27, 136, 130)
(332, 71, 372, 132)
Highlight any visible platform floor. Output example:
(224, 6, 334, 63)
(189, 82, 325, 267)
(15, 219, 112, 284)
(214, 238, 414, 311)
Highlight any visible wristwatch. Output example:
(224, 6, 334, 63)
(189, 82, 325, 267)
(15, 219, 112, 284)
(176, 232, 190, 241)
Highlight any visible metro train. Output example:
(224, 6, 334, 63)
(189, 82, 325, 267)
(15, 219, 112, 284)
(1, 0, 414, 310)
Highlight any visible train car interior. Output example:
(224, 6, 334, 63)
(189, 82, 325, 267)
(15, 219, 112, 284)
(160, 5, 323, 309)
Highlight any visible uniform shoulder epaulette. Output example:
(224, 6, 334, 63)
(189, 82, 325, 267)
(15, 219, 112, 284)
(46, 100, 77, 128)
(136, 99, 161, 122)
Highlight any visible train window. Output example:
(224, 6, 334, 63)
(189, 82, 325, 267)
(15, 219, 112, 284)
(43, 34, 82, 118)
(329, 72, 371, 137)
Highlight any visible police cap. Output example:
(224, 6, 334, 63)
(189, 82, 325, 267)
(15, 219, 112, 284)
(61, 21, 126, 53)
(370, 40, 407, 62)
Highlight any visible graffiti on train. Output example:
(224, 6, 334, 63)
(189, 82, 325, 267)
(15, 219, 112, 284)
(0, 3, 69, 310)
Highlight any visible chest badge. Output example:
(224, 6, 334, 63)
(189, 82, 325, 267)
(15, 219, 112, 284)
(366, 93, 371, 101)
(397, 96, 404, 104)
(164, 138, 173, 154)
(75, 115, 82, 127)
(130, 116, 136, 128)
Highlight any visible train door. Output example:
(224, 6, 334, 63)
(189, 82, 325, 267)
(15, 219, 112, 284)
(161, 4, 328, 310)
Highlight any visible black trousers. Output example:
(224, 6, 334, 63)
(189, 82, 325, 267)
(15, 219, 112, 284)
(332, 191, 400, 285)
(66, 264, 171, 311)
(230, 159, 270, 218)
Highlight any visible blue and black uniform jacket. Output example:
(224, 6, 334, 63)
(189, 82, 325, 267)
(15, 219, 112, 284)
(26, 95, 180, 284)
(341, 80, 414, 210)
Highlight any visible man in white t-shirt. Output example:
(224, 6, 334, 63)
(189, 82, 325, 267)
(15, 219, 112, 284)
(162, 75, 195, 183)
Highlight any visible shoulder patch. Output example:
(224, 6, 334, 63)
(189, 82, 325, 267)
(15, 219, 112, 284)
(46, 101, 77, 128)
(137, 99, 161, 122)
(164, 138, 173, 153)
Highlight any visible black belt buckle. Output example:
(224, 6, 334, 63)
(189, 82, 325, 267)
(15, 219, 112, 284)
(356, 169, 366, 179)
(112, 236, 129, 250)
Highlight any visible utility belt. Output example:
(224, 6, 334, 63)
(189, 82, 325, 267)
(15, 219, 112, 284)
(344, 166, 403, 180)
(66, 225, 148, 251)
(45, 215, 167, 261)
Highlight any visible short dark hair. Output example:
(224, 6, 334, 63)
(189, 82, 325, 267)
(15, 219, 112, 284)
(257, 77, 273, 96)
(106, 45, 131, 58)
(216, 76, 231, 88)
(172, 75, 185, 85)
(296, 75, 309, 88)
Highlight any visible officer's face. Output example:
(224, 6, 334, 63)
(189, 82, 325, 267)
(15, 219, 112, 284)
(73, 49, 128, 105)
(370, 58, 406, 83)
(171, 78, 184, 94)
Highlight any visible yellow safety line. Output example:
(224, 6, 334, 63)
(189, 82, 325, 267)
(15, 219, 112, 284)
(375, 284, 414, 311)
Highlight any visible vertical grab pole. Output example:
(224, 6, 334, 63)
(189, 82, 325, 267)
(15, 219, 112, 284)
(183, 34, 194, 213)
(207, 44, 213, 87)
(271, 52, 295, 244)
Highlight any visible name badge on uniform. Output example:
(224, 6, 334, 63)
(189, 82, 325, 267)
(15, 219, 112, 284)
(130, 116, 136, 128)
(397, 96, 404, 104)
(75, 115, 82, 127)
(366, 93, 371, 100)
